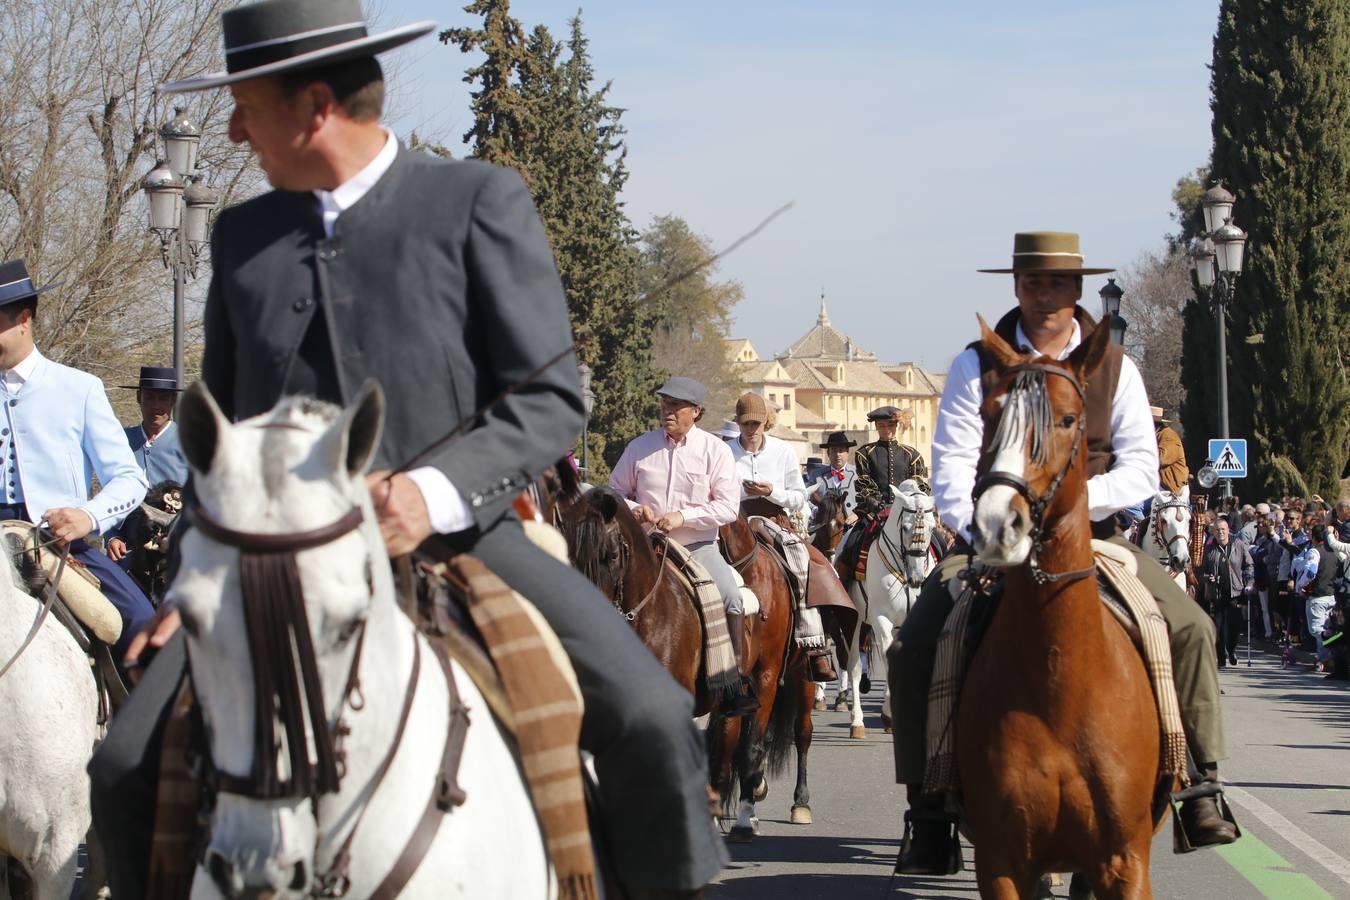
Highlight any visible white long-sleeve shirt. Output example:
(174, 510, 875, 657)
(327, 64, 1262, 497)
(932, 317, 1159, 541)
(728, 434, 808, 513)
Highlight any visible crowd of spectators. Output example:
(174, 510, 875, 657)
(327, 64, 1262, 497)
(1194, 496, 1349, 680)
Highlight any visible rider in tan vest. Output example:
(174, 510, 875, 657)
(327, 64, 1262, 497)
(891, 232, 1236, 875)
(1154, 406, 1190, 495)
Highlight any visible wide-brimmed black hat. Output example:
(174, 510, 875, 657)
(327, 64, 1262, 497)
(819, 431, 857, 449)
(120, 366, 183, 392)
(160, 0, 434, 93)
(0, 259, 61, 308)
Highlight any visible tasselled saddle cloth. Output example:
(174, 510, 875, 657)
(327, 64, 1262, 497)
(650, 533, 740, 695)
(746, 516, 827, 649)
(924, 542, 1188, 796)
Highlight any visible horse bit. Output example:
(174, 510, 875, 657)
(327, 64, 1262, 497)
(188, 504, 469, 899)
(970, 362, 1097, 586)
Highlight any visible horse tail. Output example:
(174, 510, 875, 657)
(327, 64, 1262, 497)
(762, 655, 804, 779)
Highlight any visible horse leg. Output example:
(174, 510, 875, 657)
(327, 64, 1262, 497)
(728, 714, 764, 843)
(976, 867, 1033, 900)
(873, 612, 897, 732)
(708, 715, 741, 833)
(790, 668, 815, 825)
(814, 681, 827, 711)
(835, 665, 851, 712)
(847, 620, 866, 738)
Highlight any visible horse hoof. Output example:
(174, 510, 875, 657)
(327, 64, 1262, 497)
(883, 725, 893, 734)
(849, 724, 866, 739)
(728, 824, 757, 843)
(833, 697, 849, 712)
(752, 777, 769, 802)
(813, 699, 826, 711)
(790, 804, 813, 825)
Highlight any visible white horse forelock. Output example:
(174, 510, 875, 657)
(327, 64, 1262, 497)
(973, 388, 1033, 565)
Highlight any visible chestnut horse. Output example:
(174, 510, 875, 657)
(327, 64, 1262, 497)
(557, 489, 806, 841)
(958, 317, 1164, 899)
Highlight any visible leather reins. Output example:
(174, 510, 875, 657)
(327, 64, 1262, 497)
(188, 505, 469, 898)
(971, 362, 1096, 586)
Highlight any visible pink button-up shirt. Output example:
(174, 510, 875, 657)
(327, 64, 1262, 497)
(609, 426, 739, 545)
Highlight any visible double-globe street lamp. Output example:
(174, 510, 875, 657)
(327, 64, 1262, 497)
(1098, 277, 1127, 346)
(1189, 183, 1248, 500)
(141, 107, 218, 386)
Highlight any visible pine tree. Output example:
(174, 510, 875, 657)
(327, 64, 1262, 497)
(1204, 0, 1350, 497)
(440, 0, 533, 178)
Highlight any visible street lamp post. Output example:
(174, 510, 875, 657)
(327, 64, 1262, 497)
(578, 363, 594, 477)
(1191, 183, 1248, 501)
(1098, 277, 1126, 345)
(142, 107, 216, 386)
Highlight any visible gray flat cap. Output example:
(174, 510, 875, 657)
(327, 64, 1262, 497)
(656, 376, 707, 406)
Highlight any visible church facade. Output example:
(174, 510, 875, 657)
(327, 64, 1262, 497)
(729, 301, 946, 465)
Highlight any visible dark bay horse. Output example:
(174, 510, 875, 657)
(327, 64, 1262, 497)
(958, 317, 1165, 898)
(557, 488, 808, 841)
(712, 515, 814, 839)
(808, 487, 851, 557)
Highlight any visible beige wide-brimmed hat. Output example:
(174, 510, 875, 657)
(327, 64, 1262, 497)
(1150, 406, 1171, 423)
(978, 232, 1115, 276)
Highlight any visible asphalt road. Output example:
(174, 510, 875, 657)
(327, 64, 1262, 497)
(710, 640, 1350, 899)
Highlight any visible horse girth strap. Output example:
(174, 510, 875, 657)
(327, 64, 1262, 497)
(190, 505, 365, 800)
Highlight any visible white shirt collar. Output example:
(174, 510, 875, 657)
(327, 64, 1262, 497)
(2, 346, 40, 390)
(1013, 317, 1081, 361)
(313, 129, 398, 237)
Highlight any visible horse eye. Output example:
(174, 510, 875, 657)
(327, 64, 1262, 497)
(1059, 415, 1076, 429)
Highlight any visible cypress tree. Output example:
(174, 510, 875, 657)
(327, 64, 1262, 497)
(1206, 0, 1350, 497)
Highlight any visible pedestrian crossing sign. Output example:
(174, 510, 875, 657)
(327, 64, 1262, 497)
(1207, 439, 1248, 478)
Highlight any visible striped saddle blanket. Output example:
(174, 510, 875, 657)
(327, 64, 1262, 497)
(924, 540, 1189, 795)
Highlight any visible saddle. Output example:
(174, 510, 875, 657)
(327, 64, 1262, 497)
(649, 532, 741, 693)
(924, 542, 1189, 798)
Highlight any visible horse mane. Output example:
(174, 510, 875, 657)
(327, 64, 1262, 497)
(991, 366, 1057, 465)
(552, 458, 583, 505)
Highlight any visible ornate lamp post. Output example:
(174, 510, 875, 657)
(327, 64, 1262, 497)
(1191, 184, 1248, 501)
(1098, 277, 1126, 345)
(578, 362, 594, 477)
(142, 107, 216, 385)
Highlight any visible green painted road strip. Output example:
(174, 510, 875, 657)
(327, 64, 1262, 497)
(1216, 832, 1334, 900)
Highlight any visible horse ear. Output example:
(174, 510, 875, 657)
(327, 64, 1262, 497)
(1067, 316, 1112, 380)
(594, 489, 620, 523)
(334, 380, 385, 477)
(177, 382, 228, 476)
(977, 314, 1023, 371)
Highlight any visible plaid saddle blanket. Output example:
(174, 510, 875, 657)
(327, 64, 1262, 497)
(924, 541, 1189, 796)
(652, 532, 742, 695)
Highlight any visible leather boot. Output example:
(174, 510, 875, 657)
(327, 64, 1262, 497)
(1179, 765, 1238, 847)
(897, 785, 961, 875)
(809, 651, 837, 682)
(725, 611, 759, 716)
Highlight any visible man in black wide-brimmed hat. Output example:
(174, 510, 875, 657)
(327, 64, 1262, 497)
(89, 2, 725, 897)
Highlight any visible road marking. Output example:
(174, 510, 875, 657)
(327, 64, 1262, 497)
(1223, 782, 1350, 891)
(1216, 831, 1335, 899)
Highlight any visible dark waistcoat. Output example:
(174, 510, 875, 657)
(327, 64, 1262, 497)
(971, 305, 1123, 479)
(202, 149, 583, 529)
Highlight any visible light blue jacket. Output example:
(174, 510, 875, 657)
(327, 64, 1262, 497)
(4, 351, 148, 533)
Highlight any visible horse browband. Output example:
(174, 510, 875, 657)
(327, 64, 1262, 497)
(190, 506, 365, 554)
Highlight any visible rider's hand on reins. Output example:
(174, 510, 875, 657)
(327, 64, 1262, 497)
(106, 537, 128, 562)
(655, 511, 684, 533)
(367, 470, 433, 557)
(42, 507, 95, 546)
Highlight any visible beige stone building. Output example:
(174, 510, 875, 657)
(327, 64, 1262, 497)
(730, 301, 946, 464)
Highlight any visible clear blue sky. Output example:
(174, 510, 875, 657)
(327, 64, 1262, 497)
(378, 1, 1219, 370)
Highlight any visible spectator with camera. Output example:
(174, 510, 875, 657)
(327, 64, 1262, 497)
(1201, 518, 1255, 667)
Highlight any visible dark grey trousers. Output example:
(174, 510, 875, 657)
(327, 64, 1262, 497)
(889, 536, 1226, 786)
(89, 515, 726, 894)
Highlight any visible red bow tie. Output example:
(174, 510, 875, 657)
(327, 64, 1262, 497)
(832, 468, 845, 479)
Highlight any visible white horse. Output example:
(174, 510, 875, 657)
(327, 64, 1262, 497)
(1138, 486, 1192, 590)
(172, 383, 552, 899)
(838, 480, 937, 738)
(0, 551, 99, 899)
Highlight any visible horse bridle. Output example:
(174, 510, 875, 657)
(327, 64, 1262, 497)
(971, 362, 1096, 586)
(1150, 497, 1191, 570)
(188, 504, 469, 899)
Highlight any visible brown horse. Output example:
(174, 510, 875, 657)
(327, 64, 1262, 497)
(710, 515, 815, 839)
(808, 487, 851, 556)
(557, 489, 807, 842)
(957, 318, 1164, 899)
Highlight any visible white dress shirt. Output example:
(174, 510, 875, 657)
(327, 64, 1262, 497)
(728, 434, 808, 512)
(932, 317, 1159, 542)
(1, 346, 40, 393)
(313, 131, 473, 534)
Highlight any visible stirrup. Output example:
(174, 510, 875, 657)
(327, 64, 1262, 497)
(1169, 781, 1241, 853)
(896, 807, 962, 875)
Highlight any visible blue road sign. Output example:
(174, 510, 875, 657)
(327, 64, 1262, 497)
(1208, 438, 1248, 478)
